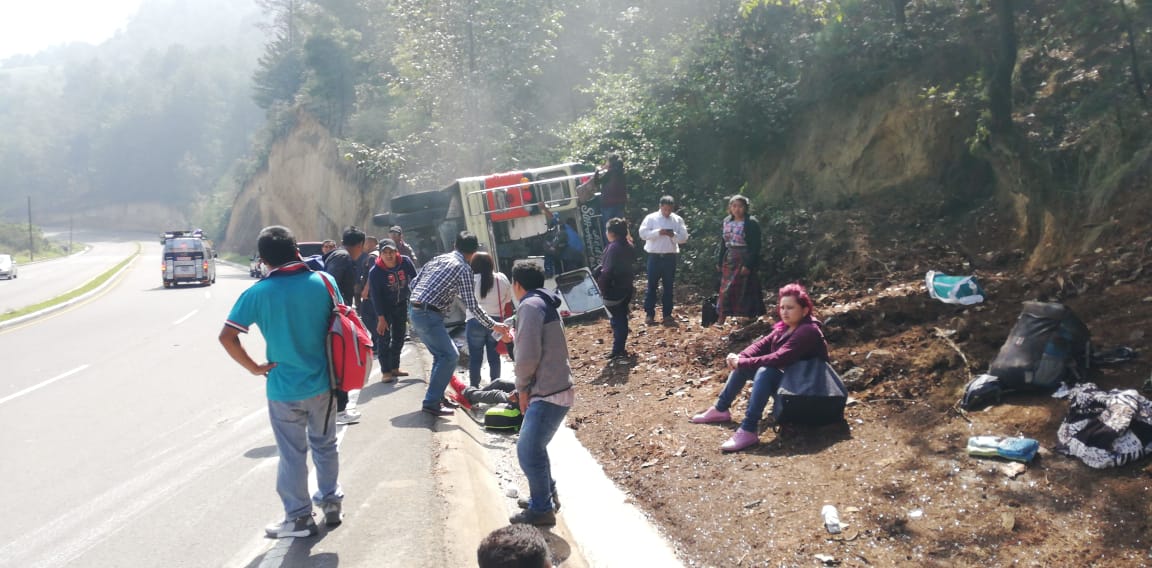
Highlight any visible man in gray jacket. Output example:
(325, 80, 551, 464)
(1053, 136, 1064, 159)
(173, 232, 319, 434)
(508, 261, 574, 527)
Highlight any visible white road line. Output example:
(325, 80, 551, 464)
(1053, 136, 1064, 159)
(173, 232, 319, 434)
(173, 309, 199, 325)
(0, 365, 89, 407)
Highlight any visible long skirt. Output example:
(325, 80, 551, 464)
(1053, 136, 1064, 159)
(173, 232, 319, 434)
(718, 246, 765, 318)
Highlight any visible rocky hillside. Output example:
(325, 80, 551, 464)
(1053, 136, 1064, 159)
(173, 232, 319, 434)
(221, 112, 394, 253)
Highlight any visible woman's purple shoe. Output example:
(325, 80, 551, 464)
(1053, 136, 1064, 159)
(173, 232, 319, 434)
(690, 407, 732, 424)
(721, 428, 759, 452)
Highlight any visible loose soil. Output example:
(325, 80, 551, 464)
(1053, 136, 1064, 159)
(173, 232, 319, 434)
(561, 194, 1152, 567)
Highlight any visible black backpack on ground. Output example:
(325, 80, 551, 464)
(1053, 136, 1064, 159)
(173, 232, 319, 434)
(988, 301, 1091, 390)
(701, 295, 719, 328)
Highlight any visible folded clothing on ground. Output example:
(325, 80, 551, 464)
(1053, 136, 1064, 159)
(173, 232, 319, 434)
(967, 436, 1040, 463)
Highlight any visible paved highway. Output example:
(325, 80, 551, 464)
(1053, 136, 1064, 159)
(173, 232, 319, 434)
(0, 241, 459, 568)
(0, 235, 678, 567)
(0, 230, 150, 316)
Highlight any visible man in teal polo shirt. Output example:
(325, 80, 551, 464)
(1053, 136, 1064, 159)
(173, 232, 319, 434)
(218, 225, 344, 538)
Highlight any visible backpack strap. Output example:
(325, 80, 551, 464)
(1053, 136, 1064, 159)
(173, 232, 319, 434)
(318, 271, 339, 310)
(317, 271, 339, 435)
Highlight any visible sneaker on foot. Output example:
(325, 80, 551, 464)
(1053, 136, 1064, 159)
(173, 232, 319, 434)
(662, 318, 679, 328)
(320, 501, 343, 526)
(690, 407, 732, 424)
(447, 388, 473, 410)
(380, 371, 396, 383)
(336, 409, 361, 425)
(644, 315, 657, 326)
(449, 375, 469, 394)
(721, 428, 760, 452)
(517, 491, 561, 513)
(264, 515, 317, 538)
(509, 508, 556, 527)
(422, 404, 454, 417)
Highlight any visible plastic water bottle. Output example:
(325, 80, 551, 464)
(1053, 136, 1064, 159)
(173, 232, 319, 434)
(821, 505, 842, 534)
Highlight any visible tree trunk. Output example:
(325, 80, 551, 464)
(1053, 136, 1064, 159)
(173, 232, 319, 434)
(988, 0, 1018, 134)
(890, 0, 906, 32)
(1117, 0, 1148, 106)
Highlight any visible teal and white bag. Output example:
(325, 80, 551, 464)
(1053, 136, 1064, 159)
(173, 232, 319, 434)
(926, 271, 985, 305)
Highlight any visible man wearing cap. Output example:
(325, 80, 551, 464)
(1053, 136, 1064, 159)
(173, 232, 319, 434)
(368, 238, 417, 383)
(637, 195, 689, 327)
(408, 231, 510, 416)
(389, 226, 417, 267)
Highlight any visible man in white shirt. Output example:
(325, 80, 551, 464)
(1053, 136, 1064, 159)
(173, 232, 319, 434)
(637, 195, 689, 327)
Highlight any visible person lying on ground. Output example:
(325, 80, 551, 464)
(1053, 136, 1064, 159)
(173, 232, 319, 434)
(448, 376, 519, 409)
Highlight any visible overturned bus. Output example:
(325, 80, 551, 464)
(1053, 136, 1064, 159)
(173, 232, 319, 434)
(373, 163, 607, 323)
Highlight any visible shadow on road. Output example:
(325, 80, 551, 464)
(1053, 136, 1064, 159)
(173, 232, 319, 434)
(242, 538, 338, 568)
(243, 445, 278, 459)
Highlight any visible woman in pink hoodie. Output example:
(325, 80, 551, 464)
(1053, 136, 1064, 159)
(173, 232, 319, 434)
(690, 283, 829, 452)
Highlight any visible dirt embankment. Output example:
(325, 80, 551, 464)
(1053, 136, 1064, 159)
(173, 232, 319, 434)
(561, 188, 1152, 567)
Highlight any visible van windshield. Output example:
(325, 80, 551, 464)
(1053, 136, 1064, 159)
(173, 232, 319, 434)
(164, 238, 205, 254)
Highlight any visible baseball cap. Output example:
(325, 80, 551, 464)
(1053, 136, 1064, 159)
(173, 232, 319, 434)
(378, 238, 399, 251)
(389, 225, 403, 234)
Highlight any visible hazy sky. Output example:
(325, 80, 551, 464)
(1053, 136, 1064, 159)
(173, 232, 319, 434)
(0, 0, 144, 59)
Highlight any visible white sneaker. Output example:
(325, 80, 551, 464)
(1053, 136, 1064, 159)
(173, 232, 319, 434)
(336, 409, 361, 425)
(321, 501, 343, 526)
(264, 515, 317, 538)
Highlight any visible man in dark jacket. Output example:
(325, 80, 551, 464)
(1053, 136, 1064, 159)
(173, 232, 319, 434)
(508, 261, 573, 527)
(323, 226, 366, 424)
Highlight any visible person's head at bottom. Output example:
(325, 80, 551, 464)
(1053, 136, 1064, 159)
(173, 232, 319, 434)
(511, 260, 546, 298)
(258, 225, 298, 268)
(477, 524, 552, 568)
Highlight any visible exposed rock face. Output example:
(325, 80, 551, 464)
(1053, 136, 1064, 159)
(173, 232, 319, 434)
(749, 81, 983, 207)
(223, 111, 392, 253)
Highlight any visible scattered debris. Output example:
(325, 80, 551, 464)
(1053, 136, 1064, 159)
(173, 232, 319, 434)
(1000, 462, 1028, 479)
(814, 553, 840, 565)
(1002, 512, 1016, 531)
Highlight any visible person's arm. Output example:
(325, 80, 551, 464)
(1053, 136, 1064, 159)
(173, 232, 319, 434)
(368, 268, 390, 334)
(402, 257, 417, 284)
(597, 244, 616, 292)
(513, 299, 544, 397)
(744, 217, 761, 272)
(717, 221, 728, 270)
(739, 324, 825, 370)
(458, 264, 506, 334)
(637, 214, 658, 241)
(218, 326, 276, 376)
(673, 214, 689, 244)
(325, 252, 353, 301)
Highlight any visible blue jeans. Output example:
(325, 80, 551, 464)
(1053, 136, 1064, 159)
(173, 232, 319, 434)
(466, 318, 501, 387)
(267, 393, 343, 519)
(643, 253, 677, 318)
(715, 366, 785, 432)
(408, 305, 457, 409)
(378, 303, 408, 373)
(517, 400, 569, 513)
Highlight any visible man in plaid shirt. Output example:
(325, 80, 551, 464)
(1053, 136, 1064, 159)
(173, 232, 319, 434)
(409, 231, 510, 416)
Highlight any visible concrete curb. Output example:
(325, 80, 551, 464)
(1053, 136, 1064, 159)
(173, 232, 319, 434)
(0, 251, 139, 331)
(455, 355, 683, 567)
